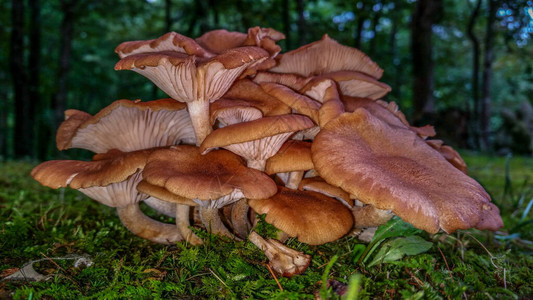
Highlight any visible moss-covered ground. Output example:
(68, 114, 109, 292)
(1, 153, 532, 299)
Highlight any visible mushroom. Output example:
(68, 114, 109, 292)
(115, 32, 269, 144)
(265, 140, 314, 189)
(31, 149, 183, 244)
(311, 108, 503, 233)
(314, 71, 391, 100)
(269, 34, 384, 79)
(248, 187, 354, 245)
(141, 145, 278, 237)
(56, 98, 196, 153)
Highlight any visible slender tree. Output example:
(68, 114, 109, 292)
(480, 0, 497, 150)
(10, 0, 34, 158)
(467, 0, 482, 149)
(410, 0, 443, 124)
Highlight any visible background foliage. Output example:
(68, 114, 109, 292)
(1, 0, 532, 160)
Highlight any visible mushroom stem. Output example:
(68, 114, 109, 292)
(247, 231, 311, 278)
(285, 171, 305, 189)
(230, 199, 252, 238)
(199, 206, 234, 238)
(187, 99, 212, 146)
(117, 203, 183, 244)
(176, 204, 203, 245)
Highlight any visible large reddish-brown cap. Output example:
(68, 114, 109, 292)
(31, 149, 152, 207)
(316, 71, 391, 100)
(56, 99, 195, 153)
(248, 187, 354, 245)
(142, 145, 277, 202)
(312, 108, 503, 234)
(264, 140, 313, 175)
(199, 114, 314, 169)
(342, 97, 437, 138)
(115, 31, 212, 59)
(270, 34, 384, 79)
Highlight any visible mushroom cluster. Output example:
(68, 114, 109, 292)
(31, 27, 503, 277)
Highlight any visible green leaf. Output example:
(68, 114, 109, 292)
(366, 236, 433, 268)
(370, 217, 422, 244)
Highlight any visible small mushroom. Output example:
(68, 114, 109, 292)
(265, 140, 314, 189)
(31, 149, 183, 244)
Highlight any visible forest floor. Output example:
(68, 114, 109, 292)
(0, 153, 532, 299)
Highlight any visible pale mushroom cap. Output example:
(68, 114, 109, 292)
(79, 171, 147, 208)
(270, 34, 384, 79)
(142, 145, 277, 201)
(312, 108, 503, 233)
(248, 187, 354, 245)
(56, 99, 195, 153)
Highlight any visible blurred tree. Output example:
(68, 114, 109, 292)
(410, 0, 443, 125)
(467, 0, 482, 149)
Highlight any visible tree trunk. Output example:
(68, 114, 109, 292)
(296, 0, 306, 45)
(389, 6, 402, 103)
(29, 0, 42, 159)
(353, 2, 367, 49)
(10, 0, 33, 158)
(410, 0, 443, 124)
(368, 9, 381, 57)
(480, 0, 497, 150)
(53, 0, 75, 129)
(466, 0, 482, 149)
(283, 0, 291, 50)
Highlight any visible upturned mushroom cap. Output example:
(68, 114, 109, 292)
(142, 145, 277, 206)
(312, 108, 503, 234)
(270, 34, 384, 79)
(299, 78, 345, 126)
(248, 187, 354, 245)
(31, 149, 152, 207)
(195, 29, 248, 54)
(199, 114, 314, 170)
(115, 35, 269, 144)
(56, 99, 195, 153)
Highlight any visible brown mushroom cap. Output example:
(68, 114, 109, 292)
(426, 140, 468, 174)
(265, 140, 313, 175)
(253, 71, 312, 91)
(195, 29, 248, 54)
(260, 82, 321, 124)
(270, 34, 384, 79)
(248, 187, 354, 245)
(142, 146, 277, 205)
(56, 99, 195, 153)
(312, 108, 503, 233)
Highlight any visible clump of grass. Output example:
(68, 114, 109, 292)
(1, 154, 532, 299)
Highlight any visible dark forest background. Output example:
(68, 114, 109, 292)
(2, 0, 532, 161)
